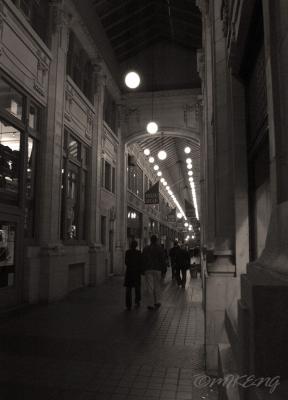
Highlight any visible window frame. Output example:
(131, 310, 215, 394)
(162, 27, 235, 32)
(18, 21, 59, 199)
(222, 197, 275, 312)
(0, 72, 42, 242)
(61, 129, 89, 243)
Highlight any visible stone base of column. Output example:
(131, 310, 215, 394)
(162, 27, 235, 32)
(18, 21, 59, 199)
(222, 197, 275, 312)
(207, 250, 236, 276)
(113, 245, 125, 276)
(238, 268, 288, 385)
(89, 243, 108, 285)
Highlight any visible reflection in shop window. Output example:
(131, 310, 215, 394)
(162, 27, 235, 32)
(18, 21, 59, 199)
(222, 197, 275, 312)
(0, 121, 20, 202)
(28, 104, 39, 130)
(0, 222, 16, 288)
(24, 137, 36, 237)
(0, 79, 23, 120)
(61, 131, 89, 241)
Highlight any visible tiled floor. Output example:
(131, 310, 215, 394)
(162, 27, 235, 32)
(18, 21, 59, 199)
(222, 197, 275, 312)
(0, 274, 218, 400)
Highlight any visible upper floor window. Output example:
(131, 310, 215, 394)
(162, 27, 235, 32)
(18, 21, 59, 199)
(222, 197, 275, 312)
(101, 158, 116, 194)
(0, 75, 41, 238)
(66, 31, 94, 103)
(11, 0, 49, 45)
(104, 88, 117, 134)
(61, 130, 89, 241)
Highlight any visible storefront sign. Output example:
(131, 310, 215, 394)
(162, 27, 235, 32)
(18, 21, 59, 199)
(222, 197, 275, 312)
(145, 182, 159, 204)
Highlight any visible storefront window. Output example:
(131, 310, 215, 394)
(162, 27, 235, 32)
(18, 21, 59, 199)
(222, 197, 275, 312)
(61, 131, 89, 241)
(0, 222, 16, 288)
(24, 137, 37, 237)
(0, 121, 20, 203)
(28, 104, 39, 130)
(0, 80, 23, 120)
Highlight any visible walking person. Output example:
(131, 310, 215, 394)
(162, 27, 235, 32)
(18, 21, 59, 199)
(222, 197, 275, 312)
(124, 240, 142, 310)
(169, 240, 180, 281)
(142, 235, 165, 310)
(175, 244, 190, 288)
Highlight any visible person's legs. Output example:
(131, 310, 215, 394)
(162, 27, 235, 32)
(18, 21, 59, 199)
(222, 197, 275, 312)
(181, 267, 187, 288)
(126, 287, 132, 310)
(135, 284, 141, 306)
(175, 265, 181, 286)
(145, 270, 155, 309)
(152, 270, 161, 305)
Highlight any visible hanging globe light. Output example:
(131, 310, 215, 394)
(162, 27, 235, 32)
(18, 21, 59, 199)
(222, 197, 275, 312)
(144, 148, 150, 156)
(124, 71, 141, 89)
(146, 121, 158, 134)
(160, 178, 165, 183)
(148, 156, 154, 163)
(177, 212, 182, 219)
(157, 171, 162, 177)
(153, 164, 159, 171)
(158, 150, 167, 160)
(188, 171, 193, 176)
(184, 146, 191, 154)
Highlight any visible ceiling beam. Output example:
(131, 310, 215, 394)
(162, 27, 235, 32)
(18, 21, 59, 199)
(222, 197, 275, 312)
(105, 2, 155, 32)
(117, 35, 162, 61)
(92, 0, 107, 7)
(110, 15, 155, 43)
(99, 0, 135, 19)
(112, 26, 159, 51)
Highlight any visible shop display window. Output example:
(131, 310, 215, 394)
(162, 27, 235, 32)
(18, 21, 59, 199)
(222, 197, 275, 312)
(61, 131, 89, 241)
(0, 121, 20, 202)
(0, 222, 16, 288)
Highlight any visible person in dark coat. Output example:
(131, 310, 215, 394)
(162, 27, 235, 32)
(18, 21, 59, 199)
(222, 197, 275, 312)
(169, 240, 180, 281)
(175, 244, 190, 288)
(142, 235, 165, 310)
(124, 240, 142, 310)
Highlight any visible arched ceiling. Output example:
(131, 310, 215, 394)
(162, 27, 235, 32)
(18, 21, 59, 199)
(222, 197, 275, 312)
(128, 134, 200, 226)
(92, 0, 202, 63)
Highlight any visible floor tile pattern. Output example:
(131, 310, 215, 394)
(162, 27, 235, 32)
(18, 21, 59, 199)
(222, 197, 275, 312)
(0, 274, 217, 400)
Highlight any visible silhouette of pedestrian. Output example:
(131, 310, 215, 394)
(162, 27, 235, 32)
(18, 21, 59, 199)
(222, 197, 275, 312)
(124, 240, 142, 310)
(142, 235, 165, 310)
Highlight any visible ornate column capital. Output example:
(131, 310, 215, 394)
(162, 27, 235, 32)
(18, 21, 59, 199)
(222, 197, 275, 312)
(49, 0, 71, 52)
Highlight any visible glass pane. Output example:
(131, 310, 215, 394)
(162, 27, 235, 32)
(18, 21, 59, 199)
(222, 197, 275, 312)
(68, 137, 80, 161)
(24, 137, 36, 237)
(0, 120, 21, 202)
(28, 104, 39, 130)
(0, 79, 23, 120)
(80, 170, 87, 240)
(66, 166, 79, 239)
(0, 222, 16, 288)
(104, 161, 111, 191)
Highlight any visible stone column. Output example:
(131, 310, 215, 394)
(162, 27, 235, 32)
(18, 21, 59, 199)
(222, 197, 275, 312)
(209, 0, 235, 274)
(229, 76, 249, 276)
(39, 0, 69, 244)
(114, 133, 128, 275)
(89, 66, 107, 284)
(37, 0, 69, 301)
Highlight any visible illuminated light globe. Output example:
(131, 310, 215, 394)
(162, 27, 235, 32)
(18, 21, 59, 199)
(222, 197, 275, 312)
(148, 157, 154, 163)
(146, 121, 158, 134)
(166, 186, 170, 190)
(157, 171, 162, 177)
(184, 222, 189, 227)
(144, 148, 150, 156)
(163, 181, 167, 186)
(158, 150, 167, 160)
(124, 71, 140, 89)
(160, 178, 165, 183)
(184, 146, 191, 154)
(153, 164, 159, 171)
(188, 171, 193, 176)
(186, 158, 192, 164)
(177, 212, 182, 219)
(187, 164, 192, 169)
